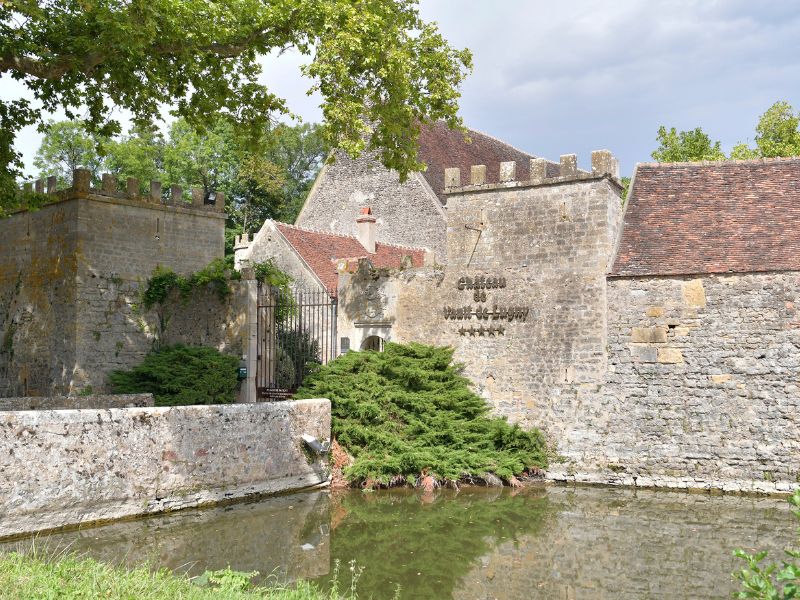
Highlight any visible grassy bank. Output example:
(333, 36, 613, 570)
(0, 552, 349, 600)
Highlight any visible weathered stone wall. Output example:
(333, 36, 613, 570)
(0, 393, 153, 411)
(0, 187, 229, 397)
(0, 201, 80, 396)
(360, 176, 624, 424)
(0, 399, 331, 539)
(338, 167, 798, 492)
(296, 151, 447, 261)
(547, 272, 800, 493)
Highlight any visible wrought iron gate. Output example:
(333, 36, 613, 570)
(256, 285, 337, 400)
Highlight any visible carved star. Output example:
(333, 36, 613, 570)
(458, 327, 466, 336)
(478, 325, 485, 336)
(497, 326, 505, 335)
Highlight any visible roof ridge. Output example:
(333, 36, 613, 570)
(637, 156, 800, 168)
(273, 220, 358, 241)
(374, 240, 428, 252)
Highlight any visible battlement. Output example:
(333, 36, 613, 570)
(233, 232, 253, 249)
(443, 150, 621, 193)
(20, 168, 226, 213)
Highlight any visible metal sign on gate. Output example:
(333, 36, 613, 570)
(256, 285, 337, 400)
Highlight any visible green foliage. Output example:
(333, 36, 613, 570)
(1, 0, 471, 206)
(276, 329, 321, 389)
(294, 342, 548, 485)
(105, 123, 167, 194)
(108, 345, 239, 406)
(33, 120, 106, 187)
(142, 258, 233, 310)
(651, 126, 726, 162)
(0, 551, 351, 599)
(651, 100, 800, 164)
(733, 489, 800, 599)
(754, 101, 800, 158)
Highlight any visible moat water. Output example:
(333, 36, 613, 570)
(3, 485, 795, 599)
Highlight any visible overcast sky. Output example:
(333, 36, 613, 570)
(5, 0, 800, 177)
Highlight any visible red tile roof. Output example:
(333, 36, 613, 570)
(275, 222, 426, 294)
(611, 158, 800, 277)
(417, 121, 558, 204)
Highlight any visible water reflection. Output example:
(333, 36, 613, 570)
(3, 485, 794, 600)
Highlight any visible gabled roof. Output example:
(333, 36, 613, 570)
(417, 121, 557, 204)
(610, 157, 800, 277)
(274, 222, 426, 294)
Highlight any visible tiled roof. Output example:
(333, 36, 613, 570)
(611, 158, 800, 277)
(417, 121, 557, 204)
(275, 222, 426, 294)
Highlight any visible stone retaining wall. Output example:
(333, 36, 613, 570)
(0, 399, 330, 539)
(0, 393, 153, 411)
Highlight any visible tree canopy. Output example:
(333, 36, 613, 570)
(651, 126, 725, 162)
(32, 117, 327, 231)
(652, 100, 800, 163)
(0, 0, 472, 203)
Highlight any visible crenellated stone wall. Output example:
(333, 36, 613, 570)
(0, 170, 229, 397)
(337, 151, 799, 493)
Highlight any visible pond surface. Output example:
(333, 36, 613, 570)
(3, 485, 795, 599)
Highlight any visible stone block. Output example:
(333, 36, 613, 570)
(101, 173, 117, 193)
(559, 154, 577, 178)
(631, 326, 667, 344)
(591, 149, 620, 179)
(629, 344, 658, 363)
(710, 374, 732, 384)
(470, 165, 486, 185)
(529, 158, 548, 182)
(444, 167, 460, 189)
(657, 348, 684, 363)
(645, 306, 664, 318)
(682, 279, 707, 308)
(499, 161, 516, 182)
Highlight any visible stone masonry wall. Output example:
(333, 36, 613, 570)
(0, 201, 79, 396)
(0, 185, 228, 398)
(0, 393, 153, 411)
(547, 272, 800, 493)
(338, 163, 798, 492)
(296, 151, 448, 261)
(386, 177, 623, 424)
(0, 399, 331, 539)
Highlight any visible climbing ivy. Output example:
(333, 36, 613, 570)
(141, 258, 239, 309)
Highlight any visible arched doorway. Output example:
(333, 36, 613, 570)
(361, 335, 385, 352)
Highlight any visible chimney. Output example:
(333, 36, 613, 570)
(356, 207, 376, 253)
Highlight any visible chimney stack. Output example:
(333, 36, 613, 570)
(356, 207, 376, 254)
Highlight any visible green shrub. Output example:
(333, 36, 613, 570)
(294, 342, 548, 486)
(733, 489, 800, 599)
(108, 345, 239, 406)
(142, 259, 234, 310)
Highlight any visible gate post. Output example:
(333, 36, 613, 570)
(239, 269, 259, 403)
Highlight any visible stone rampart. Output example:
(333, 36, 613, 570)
(0, 399, 331, 539)
(0, 170, 228, 396)
(338, 152, 799, 493)
(547, 271, 800, 493)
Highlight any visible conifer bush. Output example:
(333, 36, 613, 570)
(294, 342, 548, 486)
(108, 345, 239, 406)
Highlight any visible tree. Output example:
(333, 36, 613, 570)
(1, 0, 472, 206)
(754, 101, 800, 158)
(651, 126, 726, 162)
(104, 123, 166, 193)
(33, 120, 105, 185)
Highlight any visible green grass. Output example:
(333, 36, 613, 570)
(0, 552, 352, 600)
(294, 342, 548, 486)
